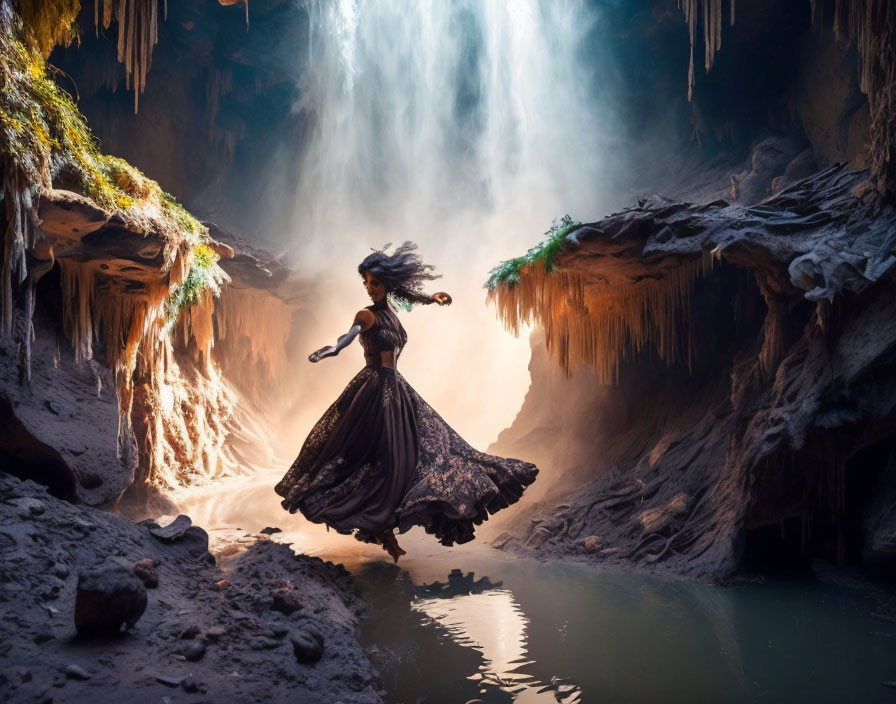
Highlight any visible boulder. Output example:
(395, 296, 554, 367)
(74, 563, 147, 636)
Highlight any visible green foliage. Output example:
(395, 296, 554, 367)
(0, 16, 205, 243)
(484, 214, 582, 290)
(165, 244, 227, 326)
(387, 294, 413, 313)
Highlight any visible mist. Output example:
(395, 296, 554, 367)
(272, 0, 624, 450)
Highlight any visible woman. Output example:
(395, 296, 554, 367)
(275, 242, 538, 562)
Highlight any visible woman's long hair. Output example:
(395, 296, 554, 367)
(358, 241, 446, 310)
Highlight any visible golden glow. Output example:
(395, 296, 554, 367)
(489, 255, 711, 383)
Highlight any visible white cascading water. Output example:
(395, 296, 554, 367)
(284, 0, 617, 452)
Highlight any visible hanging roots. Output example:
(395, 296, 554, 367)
(95, 0, 165, 113)
(487, 256, 711, 384)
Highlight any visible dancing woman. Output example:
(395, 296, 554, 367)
(275, 242, 538, 561)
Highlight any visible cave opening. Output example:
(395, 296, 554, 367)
(0, 395, 78, 501)
(743, 437, 896, 580)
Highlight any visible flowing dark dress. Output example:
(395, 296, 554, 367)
(275, 299, 539, 546)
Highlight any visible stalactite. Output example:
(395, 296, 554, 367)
(95, 0, 160, 113)
(679, 0, 734, 101)
(1, 171, 40, 336)
(214, 287, 293, 388)
(488, 257, 708, 384)
(807, 0, 896, 197)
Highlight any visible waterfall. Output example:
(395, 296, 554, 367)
(285, 0, 615, 449)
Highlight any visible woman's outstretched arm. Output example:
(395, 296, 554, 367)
(308, 310, 375, 363)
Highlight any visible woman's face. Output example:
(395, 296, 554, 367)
(362, 270, 387, 303)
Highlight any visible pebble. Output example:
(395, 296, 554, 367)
(33, 630, 54, 644)
(271, 588, 303, 615)
(50, 563, 69, 579)
(133, 558, 159, 588)
(583, 535, 603, 553)
(205, 625, 228, 641)
(64, 665, 91, 680)
(290, 629, 323, 663)
(179, 623, 202, 640)
(180, 639, 207, 662)
(155, 675, 185, 687)
(16, 498, 45, 518)
(249, 636, 280, 650)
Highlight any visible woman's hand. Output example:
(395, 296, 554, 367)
(433, 292, 452, 306)
(309, 346, 337, 363)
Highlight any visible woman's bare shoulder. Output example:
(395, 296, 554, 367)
(353, 308, 376, 331)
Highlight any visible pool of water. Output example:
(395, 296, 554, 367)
(175, 470, 896, 704)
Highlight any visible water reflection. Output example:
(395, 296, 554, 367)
(173, 473, 896, 704)
(412, 586, 582, 703)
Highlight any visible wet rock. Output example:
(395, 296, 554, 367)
(290, 628, 323, 663)
(583, 535, 603, 553)
(155, 674, 185, 687)
(74, 563, 147, 635)
(271, 588, 303, 615)
(64, 665, 91, 680)
(149, 514, 192, 541)
(133, 558, 159, 588)
(178, 639, 207, 662)
(181, 526, 210, 556)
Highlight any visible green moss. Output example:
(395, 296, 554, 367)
(0, 16, 205, 247)
(165, 244, 227, 325)
(484, 214, 582, 290)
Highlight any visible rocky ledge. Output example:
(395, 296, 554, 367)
(0, 472, 384, 704)
(489, 165, 896, 583)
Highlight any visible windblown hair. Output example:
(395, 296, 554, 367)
(358, 241, 445, 310)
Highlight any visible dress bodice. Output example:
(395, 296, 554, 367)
(359, 300, 407, 366)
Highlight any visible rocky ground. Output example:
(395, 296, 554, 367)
(0, 472, 385, 704)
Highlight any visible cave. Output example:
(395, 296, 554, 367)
(2, 1, 896, 702)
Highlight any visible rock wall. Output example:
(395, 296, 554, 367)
(489, 166, 896, 583)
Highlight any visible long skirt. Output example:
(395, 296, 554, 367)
(275, 365, 538, 546)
